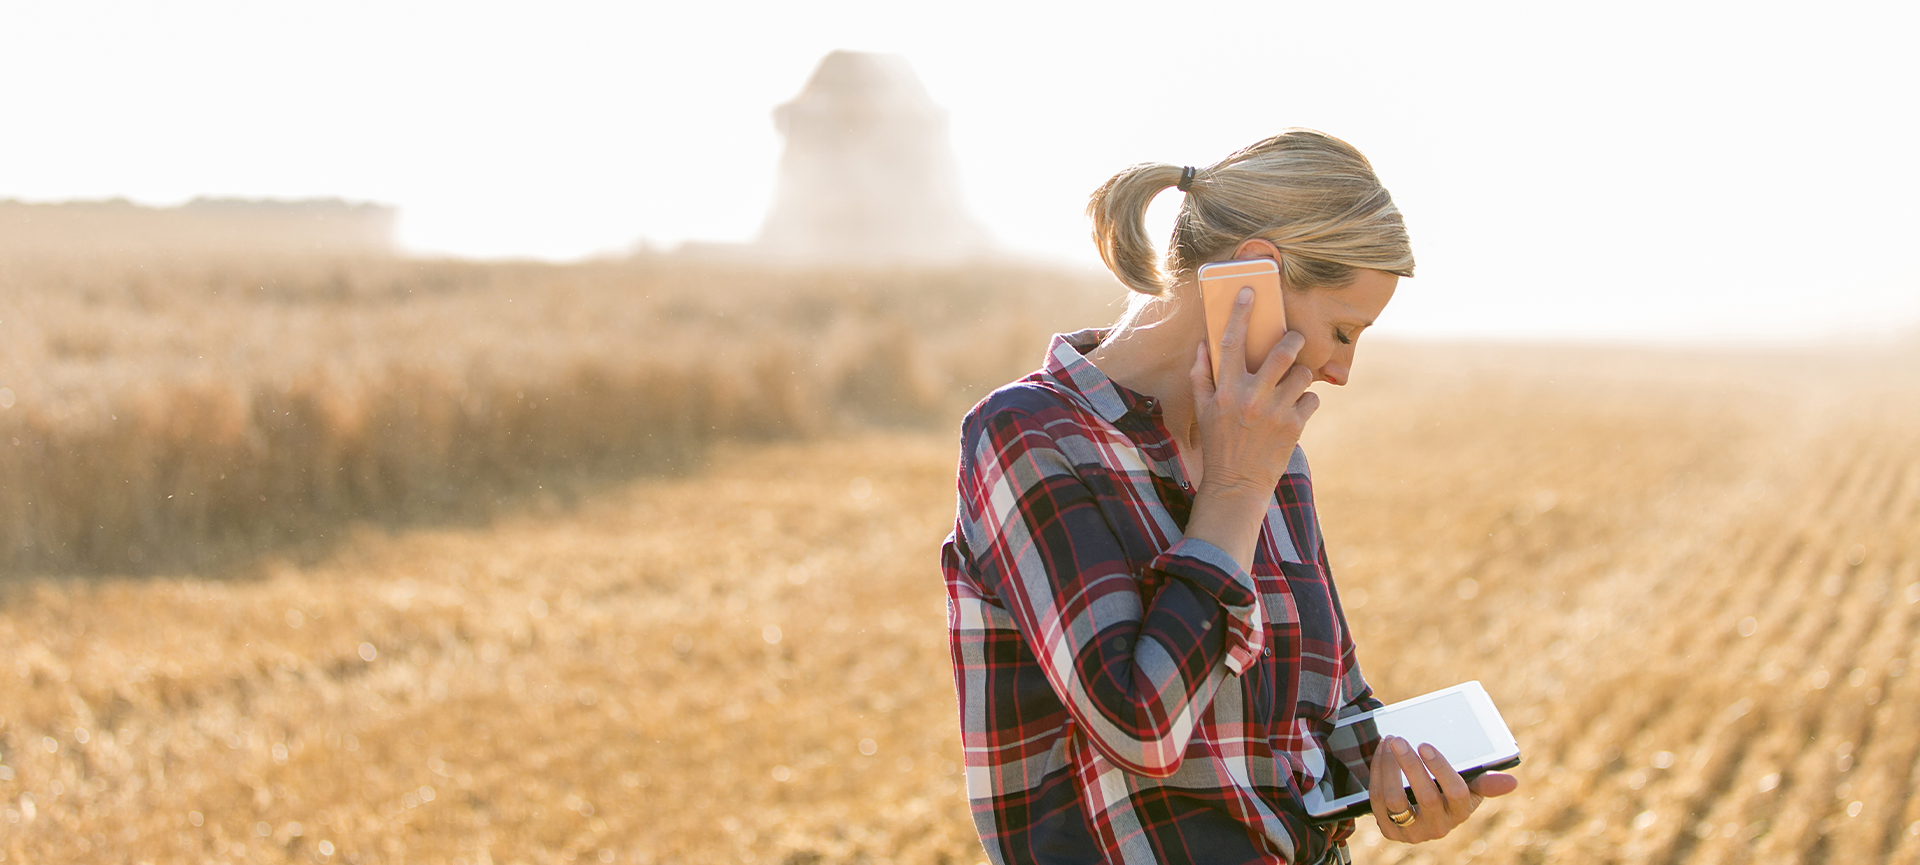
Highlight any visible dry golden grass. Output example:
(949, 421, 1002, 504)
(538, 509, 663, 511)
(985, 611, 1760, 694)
(3, 325, 1917, 863)
(0, 250, 1119, 572)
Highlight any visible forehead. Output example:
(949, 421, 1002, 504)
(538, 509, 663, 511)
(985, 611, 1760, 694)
(1323, 270, 1398, 319)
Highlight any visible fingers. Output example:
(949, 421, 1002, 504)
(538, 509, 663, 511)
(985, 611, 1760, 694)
(1215, 286, 1254, 377)
(1295, 389, 1321, 422)
(1373, 740, 1513, 846)
(1419, 744, 1476, 826)
(1392, 739, 1445, 836)
(1369, 738, 1413, 841)
(1250, 333, 1317, 428)
(1269, 363, 1316, 414)
(1252, 330, 1306, 389)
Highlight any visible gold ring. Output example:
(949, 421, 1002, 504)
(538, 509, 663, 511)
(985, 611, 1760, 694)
(1388, 805, 1418, 827)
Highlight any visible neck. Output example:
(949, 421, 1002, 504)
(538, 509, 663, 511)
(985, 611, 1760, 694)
(1085, 283, 1206, 448)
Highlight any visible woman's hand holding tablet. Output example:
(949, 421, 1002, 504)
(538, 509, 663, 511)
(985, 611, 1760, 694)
(1304, 681, 1522, 840)
(1368, 734, 1519, 843)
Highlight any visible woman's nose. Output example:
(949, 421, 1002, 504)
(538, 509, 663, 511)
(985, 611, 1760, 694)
(1316, 363, 1350, 386)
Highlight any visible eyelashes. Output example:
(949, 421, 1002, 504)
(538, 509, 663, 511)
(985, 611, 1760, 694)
(1335, 329, 1353, 346)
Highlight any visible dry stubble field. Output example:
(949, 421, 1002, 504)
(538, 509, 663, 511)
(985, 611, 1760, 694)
(3, 251, 1919, 864)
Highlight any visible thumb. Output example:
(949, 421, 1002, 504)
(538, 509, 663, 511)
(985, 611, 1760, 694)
(1189, 341, 1216, 399)
(1467, 772, 1519, 798)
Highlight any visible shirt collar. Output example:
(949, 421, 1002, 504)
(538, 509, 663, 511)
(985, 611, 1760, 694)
(1042, 329, 1164, 425)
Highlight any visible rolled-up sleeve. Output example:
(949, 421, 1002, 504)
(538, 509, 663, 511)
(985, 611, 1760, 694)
(960, 406, 1266, 777)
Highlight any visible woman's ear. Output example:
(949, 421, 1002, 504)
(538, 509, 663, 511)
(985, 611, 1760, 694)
(1231, 237, 1282, 262)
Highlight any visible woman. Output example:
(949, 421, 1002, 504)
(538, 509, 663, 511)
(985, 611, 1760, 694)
(940, 129, 1517, 864)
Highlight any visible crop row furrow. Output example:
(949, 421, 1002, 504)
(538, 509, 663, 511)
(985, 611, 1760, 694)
(1891, 460, 1920, 527)
(1652, 695, 1777, 865)
(1648, 691, 1768, 865)
(1885, 740, 1920, 865)
(1750, 576, 1910, 861)
(1864, 556, 1920, 864)
(1649, 561, 1872, 861)
(1805, 432, 1882, 518)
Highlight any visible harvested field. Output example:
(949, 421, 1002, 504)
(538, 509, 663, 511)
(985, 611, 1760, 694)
(3, 328, 1917, 863)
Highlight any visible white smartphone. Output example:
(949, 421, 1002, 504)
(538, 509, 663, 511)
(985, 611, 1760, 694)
(1302, 681, 1522, 824)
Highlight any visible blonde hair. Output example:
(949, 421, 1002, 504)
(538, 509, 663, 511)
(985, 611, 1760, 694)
(1087, 129, 1415, 296)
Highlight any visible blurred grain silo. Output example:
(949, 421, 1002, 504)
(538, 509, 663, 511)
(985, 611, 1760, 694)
(755, 51, 991, 265)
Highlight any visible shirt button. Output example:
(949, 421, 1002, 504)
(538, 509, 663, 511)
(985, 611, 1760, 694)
(1264, 646, 1272, 657)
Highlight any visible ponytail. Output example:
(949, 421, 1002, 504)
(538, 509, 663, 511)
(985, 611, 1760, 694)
(1086, 163, 1186, 297)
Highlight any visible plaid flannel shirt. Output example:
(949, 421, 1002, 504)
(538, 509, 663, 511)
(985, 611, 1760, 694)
(942, 330, 1380, 865)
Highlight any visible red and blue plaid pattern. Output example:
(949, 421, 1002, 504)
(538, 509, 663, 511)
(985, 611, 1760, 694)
(943, 330, 1379, 865)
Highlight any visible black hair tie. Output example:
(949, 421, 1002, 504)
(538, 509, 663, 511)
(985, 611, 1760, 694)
(1177, 166, 1196, 192)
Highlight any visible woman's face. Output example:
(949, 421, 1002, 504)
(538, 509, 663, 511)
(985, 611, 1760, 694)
(1283, 268, 1398, 386)
(1221, 238, 1399, 386)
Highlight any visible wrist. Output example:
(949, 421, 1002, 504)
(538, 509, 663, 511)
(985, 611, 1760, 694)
(1186, 483, 1273, 571)
(1196, 476, 1275, 508)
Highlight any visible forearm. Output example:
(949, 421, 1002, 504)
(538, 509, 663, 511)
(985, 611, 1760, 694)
(971, 523, 1266, 774)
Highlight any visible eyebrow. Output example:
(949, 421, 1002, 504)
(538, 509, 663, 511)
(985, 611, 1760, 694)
(1331, 301, 1376, 328)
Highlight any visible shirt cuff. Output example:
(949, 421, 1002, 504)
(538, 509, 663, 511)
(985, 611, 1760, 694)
(1146, 537, 1266, 675)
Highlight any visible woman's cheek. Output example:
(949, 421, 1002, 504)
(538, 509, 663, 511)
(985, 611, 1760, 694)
(1296, 336, 1333, 373)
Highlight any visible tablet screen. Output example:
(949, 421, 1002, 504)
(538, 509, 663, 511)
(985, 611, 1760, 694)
(1379, 691, 1497, 761)
(1312, 684, 1516, 816)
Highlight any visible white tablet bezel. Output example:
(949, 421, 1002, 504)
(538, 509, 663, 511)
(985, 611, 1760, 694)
(1301, 680, 1521, 822)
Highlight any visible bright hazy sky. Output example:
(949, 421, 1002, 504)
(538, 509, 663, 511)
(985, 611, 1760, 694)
(4, 1, 1916, 343)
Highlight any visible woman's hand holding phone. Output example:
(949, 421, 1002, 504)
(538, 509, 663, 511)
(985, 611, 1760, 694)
(1367, 737, 1519, 844)
(1180, 286, 1319, 572)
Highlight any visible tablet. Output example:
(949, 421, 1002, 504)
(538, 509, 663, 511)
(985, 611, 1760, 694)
(1302, 681, 1521, 823)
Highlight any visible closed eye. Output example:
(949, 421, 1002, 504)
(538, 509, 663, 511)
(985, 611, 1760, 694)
(1335, 328, 1353, 346)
